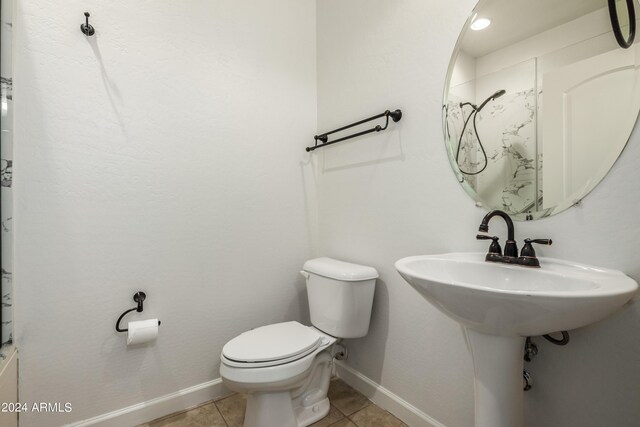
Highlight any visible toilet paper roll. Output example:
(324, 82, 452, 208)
(127, 319, 159, 345)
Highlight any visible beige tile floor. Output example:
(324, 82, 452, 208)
(138, 378, 408, 427)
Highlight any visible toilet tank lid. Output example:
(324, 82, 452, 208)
(303, 257, 378, 281)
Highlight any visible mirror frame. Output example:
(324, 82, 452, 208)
(609, 0, 637, 48)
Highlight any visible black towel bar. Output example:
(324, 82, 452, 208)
(306, 109, 402, 152)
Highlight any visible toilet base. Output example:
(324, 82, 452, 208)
(243, 392, 330, 427)
(240, 350, 334, 427)
(244, 391, 296, 427)
(294, 397, 330, 427)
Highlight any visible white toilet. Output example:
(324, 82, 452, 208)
(220, 257, 378, 427)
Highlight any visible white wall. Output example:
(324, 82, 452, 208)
(316, 1, 640, 427)
(449, 50, 475, 95)
(13, 1, 316, 426)
(475, 7, 614, 78)
(13, 1, 640, 427)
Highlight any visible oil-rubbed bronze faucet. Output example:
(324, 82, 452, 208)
(478, 210, 518, 259)
(477, 210, 552, 267)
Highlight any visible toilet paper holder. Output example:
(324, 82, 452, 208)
(115, 291, 161, 332)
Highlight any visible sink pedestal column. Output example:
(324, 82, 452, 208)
(465, 329, 525, 427)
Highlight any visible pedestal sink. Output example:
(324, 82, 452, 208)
(395, 253, 638, 427)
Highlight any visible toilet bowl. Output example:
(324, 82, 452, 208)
(220, 322, 337, 426)
(220, 258, 378, 427)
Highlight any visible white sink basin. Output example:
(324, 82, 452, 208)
(395, 253, 637, 427)
(395, 252, 637, 336)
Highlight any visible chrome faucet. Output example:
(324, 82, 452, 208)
(477, 210, 552, 267)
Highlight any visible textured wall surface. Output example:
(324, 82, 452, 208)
(13, 1, 316, 426)
(12, 1, 640, 427)
(315, 1, 640, 427)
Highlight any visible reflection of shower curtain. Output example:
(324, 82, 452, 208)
(1, 0, 14, 354)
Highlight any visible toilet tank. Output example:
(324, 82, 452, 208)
(302, 258, 378, 339)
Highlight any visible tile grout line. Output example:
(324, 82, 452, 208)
(144, 379, 408, 427)
(213, 400, 230, 427)
(345, 401, 408, 427)
(334, 399, 373, 427)
(204, 400, 230, 427)
(140, 390, 238, 427)
(215, 401, 230, 427)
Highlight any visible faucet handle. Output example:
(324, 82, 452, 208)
(476, 234, 502, 255)
(519, 238, 552, 267)
(525, 238, 552, 246)
(521, 238, 552, 256)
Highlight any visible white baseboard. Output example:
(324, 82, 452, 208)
(334, 361, 446, 427)
(66, 363, 442, 427)
(65, 378, 231, 427)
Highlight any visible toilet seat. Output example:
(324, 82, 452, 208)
(220, 327, 336, 388)
(222, 321, 324, 368)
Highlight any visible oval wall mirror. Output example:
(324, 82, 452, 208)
(443, 0, 640, 220)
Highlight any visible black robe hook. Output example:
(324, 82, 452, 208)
(81, 12, 95, 36)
